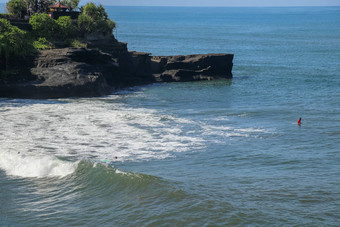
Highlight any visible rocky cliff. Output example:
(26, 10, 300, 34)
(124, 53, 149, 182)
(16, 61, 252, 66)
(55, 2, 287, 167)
(0, 38, 233, 99)
(151, 54, 233, 82)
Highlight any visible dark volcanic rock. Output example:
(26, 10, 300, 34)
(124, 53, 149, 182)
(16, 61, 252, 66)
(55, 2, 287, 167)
(151, 54, 233, 82)
(0, 39, 234, 99)
(0, 48, 114, 99)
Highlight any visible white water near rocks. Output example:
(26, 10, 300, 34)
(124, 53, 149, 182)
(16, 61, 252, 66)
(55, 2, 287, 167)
(0, 94, 270, 179)
(1, 6, 340, 226)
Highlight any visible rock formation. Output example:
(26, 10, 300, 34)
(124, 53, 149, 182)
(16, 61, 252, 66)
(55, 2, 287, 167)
(0, 38, 233, 99)
(151, 54, 233, 82)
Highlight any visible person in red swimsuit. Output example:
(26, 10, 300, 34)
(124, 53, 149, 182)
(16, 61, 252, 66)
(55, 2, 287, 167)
(297, 117, 302, 125)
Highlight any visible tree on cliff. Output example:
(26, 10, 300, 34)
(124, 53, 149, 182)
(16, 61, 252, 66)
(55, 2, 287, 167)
(29, 13, 78, 41)
(36, 0, 55, 14)
(5, 0, 56, 18)
(0, 18, 33, 71)
(78, 2, 115, 35)
(61, 0, 80, 11)
(56, 16, 77, 39)
(6, 0, 26, 18)
(29, 13, 58, 39)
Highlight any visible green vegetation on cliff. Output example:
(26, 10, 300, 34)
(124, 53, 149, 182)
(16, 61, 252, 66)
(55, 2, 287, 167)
(0, 1, 116, 79)
(29, 13, 58, 39)
(5, 0, 55, 18)
(5, 0, 26, 18)
(0, 18, 33, 71)
(29, 13, 77, 40)
(61, 0, 80, 11)
(78, 2, 115, 35)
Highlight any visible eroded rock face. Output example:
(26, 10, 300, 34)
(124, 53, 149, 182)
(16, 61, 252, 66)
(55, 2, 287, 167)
(0, 48, 114, 99)
(151, 54, 233, 82)
(0, 48, 155, 98)
(0, 41, 234, 99)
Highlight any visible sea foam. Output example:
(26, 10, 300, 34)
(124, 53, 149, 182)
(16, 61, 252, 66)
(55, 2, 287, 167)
(0, 99, 205, 164)
(0, 151, 77, 178)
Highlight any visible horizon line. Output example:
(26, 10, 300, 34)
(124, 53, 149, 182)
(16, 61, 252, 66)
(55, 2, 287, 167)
(1, 2, 340, 7)
(0, 1, 340, 8)
(99, 5, 340, 7)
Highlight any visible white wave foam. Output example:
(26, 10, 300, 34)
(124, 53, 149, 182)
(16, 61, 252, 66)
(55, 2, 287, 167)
(0, 99, 205, 164)
(0, 98, 273, 166)
(201, 124, 270, 139)
(0, 151, 77, 178)
(115, 169, 134, 176)
(234, 128, 267, 133)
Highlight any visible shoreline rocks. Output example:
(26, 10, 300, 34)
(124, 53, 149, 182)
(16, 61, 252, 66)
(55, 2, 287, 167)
(0, 39, 233, 99)
(151, 54, 233, 82)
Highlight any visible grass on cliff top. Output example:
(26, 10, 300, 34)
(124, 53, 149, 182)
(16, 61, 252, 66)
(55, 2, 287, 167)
(69, 39, 88, 48)
(33, 38, 53, 50)
(1, 2, 114, 81)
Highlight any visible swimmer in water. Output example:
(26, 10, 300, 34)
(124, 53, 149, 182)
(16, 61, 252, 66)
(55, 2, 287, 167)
(297, 117, 302, 125)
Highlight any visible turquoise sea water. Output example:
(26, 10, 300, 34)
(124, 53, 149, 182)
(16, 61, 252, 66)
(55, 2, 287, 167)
(1, 6, 340, 226)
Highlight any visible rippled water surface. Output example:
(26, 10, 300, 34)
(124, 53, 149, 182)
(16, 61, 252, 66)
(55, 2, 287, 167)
(1, 6, 340, 226)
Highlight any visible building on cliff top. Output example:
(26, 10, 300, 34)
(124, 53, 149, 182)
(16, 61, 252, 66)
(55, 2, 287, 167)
(49, 0, 80, 20)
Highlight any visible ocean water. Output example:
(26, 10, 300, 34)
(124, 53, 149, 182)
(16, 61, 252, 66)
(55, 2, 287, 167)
(1, 6, 340, 226)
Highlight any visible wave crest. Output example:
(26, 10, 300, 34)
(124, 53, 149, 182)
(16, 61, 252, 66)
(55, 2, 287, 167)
(0, 151, 77, 178)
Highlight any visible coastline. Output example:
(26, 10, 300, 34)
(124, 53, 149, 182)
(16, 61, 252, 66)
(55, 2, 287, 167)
(0, 37, 233, 99)
(1, 6, 339, 227)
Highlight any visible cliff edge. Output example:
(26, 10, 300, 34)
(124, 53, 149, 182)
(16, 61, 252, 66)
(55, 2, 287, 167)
(0, 38, 233, 99)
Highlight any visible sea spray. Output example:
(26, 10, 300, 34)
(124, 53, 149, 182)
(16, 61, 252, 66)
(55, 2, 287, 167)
(0, 151, 77, 178)
(0, 97, 206, 163)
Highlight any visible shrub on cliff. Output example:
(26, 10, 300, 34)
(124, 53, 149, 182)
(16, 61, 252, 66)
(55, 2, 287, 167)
(77, 13, 94, 34)
(78, 2, 115, 35)
(29, 13, 58, 40)
(6, 0, 26, 18)
(30, 14, 80, 40)
(61, 0, 80, 11)
(34, 0, 55, 14)
(56, 16, 78, 39)
(69, 39, 87, 48)
(33, 37, 53, 50)
(0, 18, 33, 70)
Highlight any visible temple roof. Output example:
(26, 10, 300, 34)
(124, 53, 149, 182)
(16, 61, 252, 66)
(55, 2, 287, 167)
(50, 1, 70, 9)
